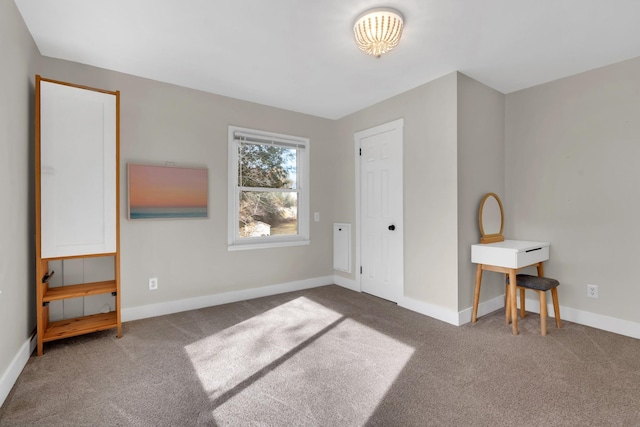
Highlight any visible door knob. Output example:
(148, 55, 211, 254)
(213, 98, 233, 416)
(388, 225, 396, 231)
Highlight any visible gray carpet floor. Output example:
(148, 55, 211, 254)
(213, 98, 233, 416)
(1, 285, 639, 426)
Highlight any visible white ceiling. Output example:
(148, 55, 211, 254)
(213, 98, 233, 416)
(14, 0, 640, 119)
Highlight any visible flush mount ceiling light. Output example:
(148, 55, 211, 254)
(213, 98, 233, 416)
(353, 8, 404, 58)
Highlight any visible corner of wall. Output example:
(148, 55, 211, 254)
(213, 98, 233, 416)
(0, 333, 37, 408)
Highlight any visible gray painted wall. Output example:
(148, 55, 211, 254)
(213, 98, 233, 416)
(505, 56, 640, 324)
(336, 72, 506, 314)
(37, 57, 338, 311)
(0, 0, 38, 385)
(336, 73, 460, 311)
(457, 73, 506, 309)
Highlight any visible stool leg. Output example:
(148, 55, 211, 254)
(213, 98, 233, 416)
(519, 287, 526, 318)
(539, 290, 547, 336)
(472, 264, 483, 323)
(551, 287, 562, 328)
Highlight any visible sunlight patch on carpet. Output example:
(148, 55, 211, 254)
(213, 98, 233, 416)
(184, 296, 415, 425)
(184, 297, 343, 396)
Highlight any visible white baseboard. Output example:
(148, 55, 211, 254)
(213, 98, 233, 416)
(457, 294, 506, 326)
(333, 275, 359, 292)
(334, 278, 464, 326)
(517, 296, 640, 339)
(457, 294, 640, 340)
(0, 333, 36, 408)
(399, 296, 462, 326)
(125, 274, 639, 339)
(398, 294, 507, 328)
(334, 277, 639, 339)
(122, 276, 334, 322)
(395, 289, 640, 340)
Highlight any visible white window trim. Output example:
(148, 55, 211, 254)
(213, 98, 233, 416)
(227, 125, 310, 251)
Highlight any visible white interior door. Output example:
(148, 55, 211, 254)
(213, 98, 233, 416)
(356, 119, 404, 302)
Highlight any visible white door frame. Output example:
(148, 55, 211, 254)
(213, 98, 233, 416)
(354, 118, 404, 296)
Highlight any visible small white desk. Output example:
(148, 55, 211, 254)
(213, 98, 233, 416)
(471, 240, 550, 335)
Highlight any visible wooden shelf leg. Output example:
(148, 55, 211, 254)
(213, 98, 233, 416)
(36, 260, 48, 356)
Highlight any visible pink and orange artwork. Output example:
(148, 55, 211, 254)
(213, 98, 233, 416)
(128, 164, 208, 219)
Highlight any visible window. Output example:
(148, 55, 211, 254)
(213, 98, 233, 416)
(228, 126, 309, 250)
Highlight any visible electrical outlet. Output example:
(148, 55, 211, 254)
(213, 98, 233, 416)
(587, 284, 598, 299)
(149, 277, 158, 290)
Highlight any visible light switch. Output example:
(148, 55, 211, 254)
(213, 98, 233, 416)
(314, 212, 320, 222)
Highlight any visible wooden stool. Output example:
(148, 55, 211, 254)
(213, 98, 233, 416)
(506, 274, 562, 336)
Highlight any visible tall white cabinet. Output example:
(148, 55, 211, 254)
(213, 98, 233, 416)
(35, 76, 121, 355)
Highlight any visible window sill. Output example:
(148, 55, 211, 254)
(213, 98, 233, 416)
(227, 239, 310, 251)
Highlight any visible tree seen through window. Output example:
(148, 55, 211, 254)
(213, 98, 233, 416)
(238, 143, 298, 237)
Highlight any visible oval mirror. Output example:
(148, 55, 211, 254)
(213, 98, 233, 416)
(478, 192, 504, 243)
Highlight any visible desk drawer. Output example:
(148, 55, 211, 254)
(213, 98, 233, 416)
(515, 245, 549, 268)
(472, 243, 550, 269)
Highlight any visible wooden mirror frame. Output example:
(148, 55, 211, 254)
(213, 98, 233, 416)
(478, 192, 504, 244)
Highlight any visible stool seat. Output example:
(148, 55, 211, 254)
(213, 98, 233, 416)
(510, 274, 559, 291)
(506, 274, 562, 335)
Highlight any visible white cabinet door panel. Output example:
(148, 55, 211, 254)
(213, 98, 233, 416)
(40, 81, 117, 258)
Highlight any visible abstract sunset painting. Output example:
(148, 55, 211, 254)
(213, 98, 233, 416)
(128, 164, 208, 219)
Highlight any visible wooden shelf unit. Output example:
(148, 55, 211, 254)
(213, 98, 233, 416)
(37, 254, 121, 353)
(42, 312, 118, 343)
(35, 76, 121, 355)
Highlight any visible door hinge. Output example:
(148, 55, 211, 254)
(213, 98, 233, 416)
(359, 148, 362, 156)
(360, 266, 362, 274)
